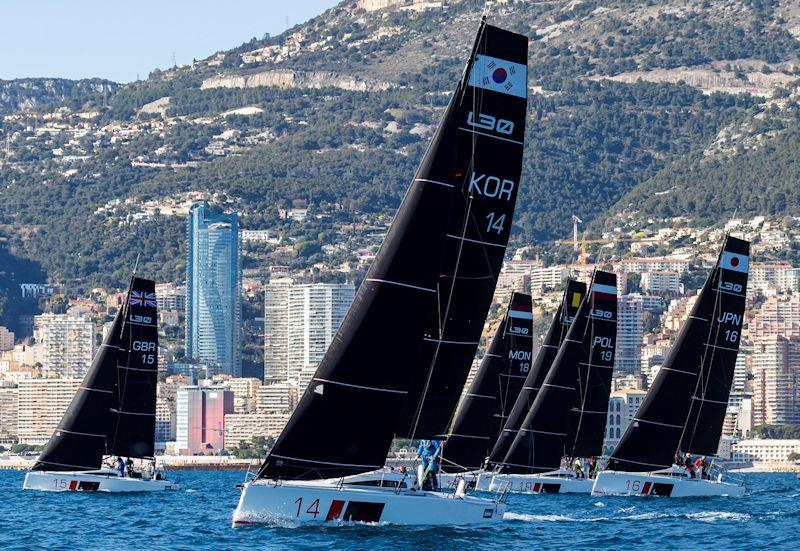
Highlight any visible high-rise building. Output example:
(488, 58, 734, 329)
(17, 379, 82, 445)
(0, 384, 19, 441)
(616, 295, 644, 376)
(226, 377, 262, 413)
(752, 335, 800, 426)
(263, 281, 354, 383)
(34, 313, 95, 378)
(186, 202, 242, 376)
(175, 384, 235, 454)
(0, 327, 14, 352)
(640, 270, 681, 295)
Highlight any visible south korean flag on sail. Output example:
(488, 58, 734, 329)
(468, 54, 527, 98)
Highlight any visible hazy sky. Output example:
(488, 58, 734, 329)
(1, 0, 340, 83)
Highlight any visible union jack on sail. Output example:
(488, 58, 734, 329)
(130, 291, 156, 308)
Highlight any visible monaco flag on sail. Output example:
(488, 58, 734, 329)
(468, 54, 527, 98)
(720, 250, 749, 273)
(508, 304, 533, 320)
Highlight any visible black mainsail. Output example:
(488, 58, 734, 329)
(257, 20, 528, 481)
(487, 279, 585, 467)
(33, 277, 159, 471)
(442, 293, 533, 472)
(394, 25, 529, 440)
(499, 271, 617, 474)
(607, 237, 749, 472)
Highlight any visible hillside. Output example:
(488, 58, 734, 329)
(0, 78, 118, 115)
(1, 0, 800, 305)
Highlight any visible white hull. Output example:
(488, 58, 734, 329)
(439, 471, 493, 492)
(487, 469, 593, 494)
(592, 469, 745, 497)
(233, 473, 505, 526)
(23, 469, 180, 492)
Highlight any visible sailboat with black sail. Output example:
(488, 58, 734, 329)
(437, 293, 533, 486)
(23, 276, 177, 492)
(232, 19, 528, 526)
(486, 279, 586, 471)
(592, 236, 749, 498)
(487, 271, 617, 494)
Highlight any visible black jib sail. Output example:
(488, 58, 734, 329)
(499, 271, 617, 474)
(442, 293, 533, 472)
(395, 23, 529, 440)
(607, 237, 749, 472)
(257, 20, 528, 481)
(487, 279, 586, 467)
(33, 277, 159, 471)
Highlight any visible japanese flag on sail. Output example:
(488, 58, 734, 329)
(468, 54, 527, 98)
(720, 251, 749, 273)
(508, 303, 533, 320)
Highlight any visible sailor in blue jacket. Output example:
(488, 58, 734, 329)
(416, 439, 441, 491)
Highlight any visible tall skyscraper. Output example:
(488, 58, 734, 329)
(186, 202, 242, 376)
(263, 281, 355, 383)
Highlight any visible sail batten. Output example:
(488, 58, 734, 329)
(607, 236, 749, 472)
(257, 21, 529, 481)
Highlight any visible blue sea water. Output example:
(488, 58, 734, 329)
(0, 470, 797, 550)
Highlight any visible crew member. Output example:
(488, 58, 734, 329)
(417, 439, 441, 491)
(116, 457, 126, 478)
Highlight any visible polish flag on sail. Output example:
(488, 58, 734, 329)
(720, 251, 749, 273)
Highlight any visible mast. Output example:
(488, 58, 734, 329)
(395, 22, 529, 440)
(33, 276, 159, 471)
(257, 21, 529, 481)
(488, 279, 585, 467)
(442, 293, 533, 472)
(607, 236, 749, 472)
(499, 271, 617, 474)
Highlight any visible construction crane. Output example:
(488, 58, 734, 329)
(571, 214, 582, 251)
